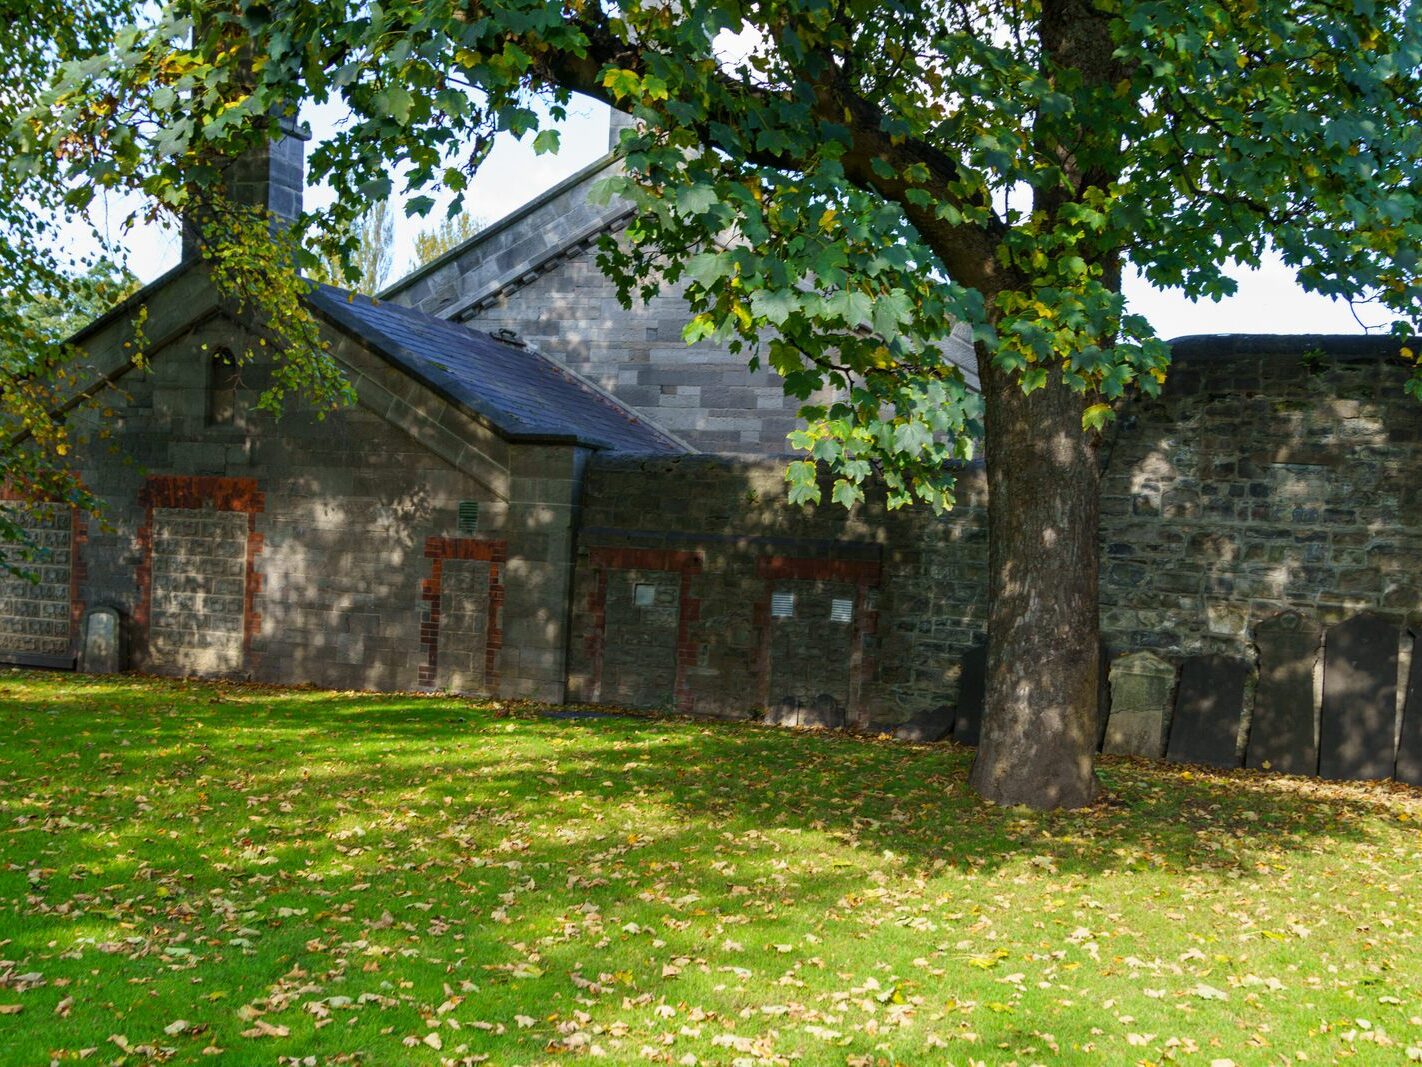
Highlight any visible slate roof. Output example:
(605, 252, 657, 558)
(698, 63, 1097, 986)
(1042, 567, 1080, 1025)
(307, 284, 684, 453)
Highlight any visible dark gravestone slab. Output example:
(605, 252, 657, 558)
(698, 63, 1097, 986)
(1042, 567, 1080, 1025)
(1166, 654, 1249, 768)
(895, 705, 954, 743)
(766, 699, 800, 727)
(1395, 629, 1422, 786)
(800, 693, 846, 729)
(952, 640, 988, 747)
(1095, 642, 1111, 752)
(1247, 612, 1321, 775)
(1320, 612, 1399, 781)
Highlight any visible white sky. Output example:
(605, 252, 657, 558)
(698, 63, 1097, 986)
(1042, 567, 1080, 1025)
(77, 100, 1372, 341)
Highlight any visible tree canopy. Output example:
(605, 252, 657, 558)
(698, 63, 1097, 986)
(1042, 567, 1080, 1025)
(7, 0, 1422, 806)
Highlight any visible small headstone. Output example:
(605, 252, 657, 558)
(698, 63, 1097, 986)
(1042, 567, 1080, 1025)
(1167, 654, 1248, 768)
(894, 705, 953, 743)
(800, 693, 845, 729)
(952, 639, 988, 747)
(1395, 628, 1422, 786)
(1247, 612, 1321, 775)
(78, 607, 121, 675)
(1320, 612, 1398, 781)
(1104, 651, 1177, 759)
(766, 699, 799, 727)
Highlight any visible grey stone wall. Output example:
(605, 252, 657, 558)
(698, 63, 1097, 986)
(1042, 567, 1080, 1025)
(567, 455, 990, 729)
(53, 303, 580, 701)
(460, 247, 810, 454)
(565, 340, 1422, 731)
(1099, 340, 1422, 661)
(434, 559, 491, 693)
(599, 567, 680, 708)
(383, 155, 978, 455)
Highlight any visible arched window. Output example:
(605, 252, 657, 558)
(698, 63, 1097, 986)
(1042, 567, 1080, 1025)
(208, 349, 239, 426)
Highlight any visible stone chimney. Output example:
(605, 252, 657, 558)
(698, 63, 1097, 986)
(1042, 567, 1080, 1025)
(181, 115, 309, 262)
(226, 114, 309, 224)
(608, 108, 637, 152)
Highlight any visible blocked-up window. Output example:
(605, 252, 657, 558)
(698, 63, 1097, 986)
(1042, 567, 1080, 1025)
(209, 350, 239, 426)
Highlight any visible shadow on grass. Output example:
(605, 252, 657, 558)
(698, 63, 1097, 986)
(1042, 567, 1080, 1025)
(6, 671, 1411, 887)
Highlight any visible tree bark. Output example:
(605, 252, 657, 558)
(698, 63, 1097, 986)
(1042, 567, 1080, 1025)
(968, 352, 1102, 809)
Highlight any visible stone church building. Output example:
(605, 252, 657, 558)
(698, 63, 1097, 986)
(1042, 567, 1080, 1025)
(4, 121, 1422, 782)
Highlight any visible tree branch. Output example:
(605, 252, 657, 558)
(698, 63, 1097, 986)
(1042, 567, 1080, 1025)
(522, 8, 1014, 294)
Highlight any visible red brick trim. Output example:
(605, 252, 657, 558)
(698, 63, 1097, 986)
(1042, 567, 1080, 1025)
(134, 476, 265, 671)
(754, 554, 882, 728)
(420, 536, 507, 692)
(585, 547, 703, 713)
(138, 476, 264, 513)
(68, 510, 88, 657)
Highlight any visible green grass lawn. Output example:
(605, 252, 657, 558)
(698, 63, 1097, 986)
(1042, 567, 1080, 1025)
(0, 673, 1418, 1066)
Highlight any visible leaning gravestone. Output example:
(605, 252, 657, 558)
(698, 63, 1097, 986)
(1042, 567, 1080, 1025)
(1104, 651, 1177, 758)
(1167, 654, 1249, 768)
(952, 639, 988, 747)
(895, 704, 954, 743)
(78, 606, 121, 675)
(800, 692, 846, 729)
(765, 698, 800, 727)
(1395, 628, 1422, 786)
(1319, 611, 1398, 781)
(1247, 611, 1321, 775)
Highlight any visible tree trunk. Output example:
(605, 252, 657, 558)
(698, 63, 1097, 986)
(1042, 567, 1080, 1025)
(967, 352, 1102, 809)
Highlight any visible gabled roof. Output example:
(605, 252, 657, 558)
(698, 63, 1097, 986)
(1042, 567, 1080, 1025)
(379, 153, 631, 320)
(306, 284, 684, 454)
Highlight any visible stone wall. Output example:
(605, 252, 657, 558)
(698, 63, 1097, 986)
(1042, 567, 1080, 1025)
(566, 455, 989, 730)
(1099, 337, 1422, 661)
(36, 301, 585, 701)
(564, 339, 1422, 734)
(461, 245, 810, 454)
(146, 506, 250, 674)
(383, 157, 811, 455)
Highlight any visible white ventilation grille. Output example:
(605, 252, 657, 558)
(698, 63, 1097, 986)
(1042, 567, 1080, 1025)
(457, 501, 480, 535)
(770, 591, 795, 618)
(633, 583, 657, 607)
(830, 597, 854, 624)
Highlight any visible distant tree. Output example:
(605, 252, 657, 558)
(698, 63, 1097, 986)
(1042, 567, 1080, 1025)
(306, 199, 395, 294)
(0, 0, 143, 533)
(411, 213, 485, 271)
(6, 258, 141, 346)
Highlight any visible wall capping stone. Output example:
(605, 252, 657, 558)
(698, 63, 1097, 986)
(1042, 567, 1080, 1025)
(1169, 333, 1421, 363)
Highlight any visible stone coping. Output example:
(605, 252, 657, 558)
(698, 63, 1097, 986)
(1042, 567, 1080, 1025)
(1168, 333, 1421, 363)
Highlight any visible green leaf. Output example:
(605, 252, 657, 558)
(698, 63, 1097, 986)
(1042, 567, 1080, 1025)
(676, 184, 719, 216)
(750, 288, 799, 326)
(1082, 402, 1114, 431)
(374, 86, 413, 124)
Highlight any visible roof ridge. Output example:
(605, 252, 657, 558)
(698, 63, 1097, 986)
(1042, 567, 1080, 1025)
(378, 152, 627, 305)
